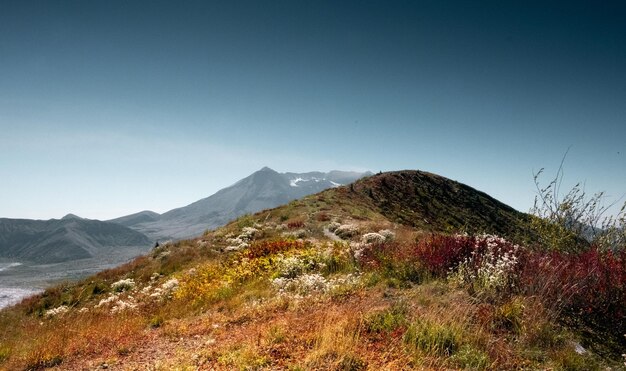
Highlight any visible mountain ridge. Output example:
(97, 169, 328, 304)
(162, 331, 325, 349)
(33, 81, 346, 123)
(111, 167, 372, 241)
(0, 168, 369, 266)
(0, 217, 151, 264)
(344, 170, 528, 237)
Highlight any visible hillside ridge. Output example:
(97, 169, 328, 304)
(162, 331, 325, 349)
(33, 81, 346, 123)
(112, 167, 371, 241)
(343, 170, 528, 238)
(1, 169, 622, 370)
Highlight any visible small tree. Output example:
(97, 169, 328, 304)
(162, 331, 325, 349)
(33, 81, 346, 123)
(530, 152, 625, 252)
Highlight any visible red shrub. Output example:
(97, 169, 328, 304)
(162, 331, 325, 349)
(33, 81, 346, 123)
(360, 234, 522, 280)
(360, 231, 626, 337)
(412, 234, 476, 276)
(287, 220, 305, 229)
(316, 212, 330, 222)
(357, 241, 401, 269)
(520, 247, 626, 335)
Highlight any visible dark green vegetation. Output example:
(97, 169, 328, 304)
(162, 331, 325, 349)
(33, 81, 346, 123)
(345, 170, 529, 237)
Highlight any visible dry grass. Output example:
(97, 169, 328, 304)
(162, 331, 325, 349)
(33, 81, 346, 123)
(304, 311, 365, 370)
(0, 269, 609, 370)
(0, 185, 622, 370)
(0, 310, 147, 370)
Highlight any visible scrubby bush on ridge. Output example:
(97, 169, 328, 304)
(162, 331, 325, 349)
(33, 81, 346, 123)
(530, 156, 626, 252)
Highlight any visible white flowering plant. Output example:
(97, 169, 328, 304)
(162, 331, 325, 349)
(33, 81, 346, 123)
(224, 227, 260, 251)
(449, 235, 522, 298)
(111, 278, 135, 292)
(334, 224, 359, 239)
(378, 229, 396, 242)
(271, 273, 360, 297)
(146, 278, 180, 300)
(44, 305, 69, 318)
(271, 247, 333, 279)
(361, 232, 386, 245)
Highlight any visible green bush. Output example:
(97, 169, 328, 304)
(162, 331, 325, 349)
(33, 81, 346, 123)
(0, 345, 10, 363)
(450, 344, 490, 369)
(149, 315, 164, 328)
(493, 297, 525, 334)
(530, 157, 626, 252)
(404, 318, 460, 356)
(365, 303, 407, 334)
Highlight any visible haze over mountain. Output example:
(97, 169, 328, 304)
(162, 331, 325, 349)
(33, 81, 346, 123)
(0, 215, 151, 264)
(110, 167, 371, 241)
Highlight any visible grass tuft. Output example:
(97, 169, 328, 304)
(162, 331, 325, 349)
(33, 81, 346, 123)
(305, 313, 366, 370)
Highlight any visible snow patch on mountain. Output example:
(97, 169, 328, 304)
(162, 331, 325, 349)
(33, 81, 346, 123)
(289, 178, 305, 187)
(289, 176, 342, 188)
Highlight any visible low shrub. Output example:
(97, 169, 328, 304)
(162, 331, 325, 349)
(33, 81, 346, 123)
(519, 247, 626, 337)
(355, 242, 423, 284)
(361, 232, 386, 245)
(365, 303, 407, 334)
(287, 220, 305, 229)
(335, 224, 359, 239)
(412, 234, 476, 277)
(111, 278, 135, 292)
(493, 297, 525, 334)
(316, 212, 331, 222)
(404, 318, 461, 356)
(217, 344, 269, 370)
(244, 239, 307, 259)
(450, 344, 490, 369)
(0, 345, 10, 363)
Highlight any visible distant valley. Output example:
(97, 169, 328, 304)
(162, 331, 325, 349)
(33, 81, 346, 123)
(0, 214, 151, 264)
(0, 215, 153, 308)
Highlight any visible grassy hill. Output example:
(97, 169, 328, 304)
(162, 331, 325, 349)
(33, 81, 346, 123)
(0, 171, 623, 370)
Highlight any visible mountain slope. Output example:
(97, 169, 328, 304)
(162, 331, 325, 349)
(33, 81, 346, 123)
(107, 210, 161, 228)
(344, 170, 528, 237)
(115, 167, 371, 241)
(0, 216, 152, 263)
(1, 169, 623, 370)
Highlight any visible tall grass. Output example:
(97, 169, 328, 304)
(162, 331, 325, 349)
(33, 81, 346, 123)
(352, 232, 626, 363)
(305, 312, 366, 370)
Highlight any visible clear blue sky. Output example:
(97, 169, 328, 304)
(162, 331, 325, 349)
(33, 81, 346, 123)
(1, 0, 625, 220)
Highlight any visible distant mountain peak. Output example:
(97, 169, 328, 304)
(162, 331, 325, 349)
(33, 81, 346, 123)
(110, 168, 371, 241)
(61, 213, 83, 220)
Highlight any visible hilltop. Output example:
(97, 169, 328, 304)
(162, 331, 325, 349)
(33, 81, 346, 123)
(335, 170, 528, 236)
(0, 170, 623, 370)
